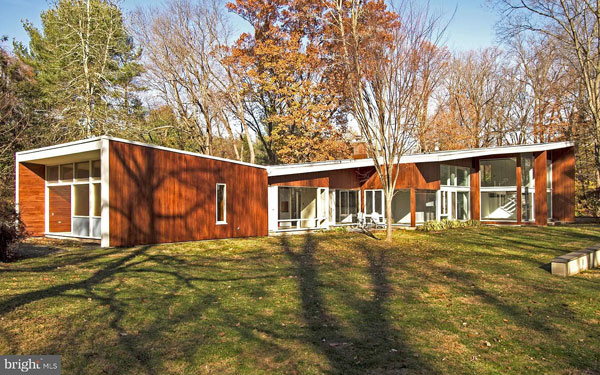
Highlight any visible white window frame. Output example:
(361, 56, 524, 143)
(216, 183, 227, 225)
(45, 159, 102, 239)
(479, 158, 518, 222)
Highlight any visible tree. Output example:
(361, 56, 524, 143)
(15, 0, 142, 139)
(495, 0, 600, 184)
(0, 42, 51, 202)
(228, 0, 352, 164)
(327, 0, 446, 241)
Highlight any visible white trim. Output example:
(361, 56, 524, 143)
(16, 136, 267, 170)
(44, 232, 100, 241)
(216, 183, 227, 225)
(100, 138, 110, 247)
(267, 141, 574, 177)
(16, 138, 102, 163)
(15, 159, 19, 216)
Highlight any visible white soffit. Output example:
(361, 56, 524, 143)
(267, 141, 574, 177)
(16, 138, 103, 163)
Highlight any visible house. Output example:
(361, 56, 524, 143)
(15, 137, 575, 247)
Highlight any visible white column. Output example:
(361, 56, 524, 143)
(268, 185, 278, 233)
(100, 138, 110, 247)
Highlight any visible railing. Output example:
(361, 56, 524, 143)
(277, 217, 328, 231)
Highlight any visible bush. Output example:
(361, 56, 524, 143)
(0, 200, 28, 262)
(417, 219, 480, 232)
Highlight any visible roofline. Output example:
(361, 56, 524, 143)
(16, 136, 267, 169)
(267, 141, 574, 176)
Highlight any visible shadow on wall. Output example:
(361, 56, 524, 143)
(109, 142, 267, 246)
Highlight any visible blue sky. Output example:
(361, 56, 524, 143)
(0, 0, 499, 52)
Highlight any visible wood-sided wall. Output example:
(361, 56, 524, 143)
(18, 163, 45, 236)
(109, 140, 268, 247)
(551, 147, 575, 222)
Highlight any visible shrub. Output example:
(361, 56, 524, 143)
(0, 200, 28, 262)
(417, 219, 480, 232)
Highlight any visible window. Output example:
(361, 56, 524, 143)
(456, 191, 470, 220)
(416, 190, 436, 223)
(60, 164, 73, 181)
(547, 158, 552, 219)
(481, 191, 517, 221)
(391, 190, 411, 224)
(521, 154, 535, 222)
(440, 164, 470, 187)
(480, 158, 517, 221)
(335, 190, 359, 223)
(46, 166, 59, 182)
(365, 190, 384, 216)
(75, 161, 90, 179)
(216, 184, 226, 224)
(480, 158, 516, 187)
(91, 160, 101, 179)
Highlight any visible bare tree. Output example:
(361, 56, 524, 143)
(496, 0, 600, 182)
(132, 0, 237, 156)
(328, 0, 446, 241)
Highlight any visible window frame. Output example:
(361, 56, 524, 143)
(216, 183, 227, 225)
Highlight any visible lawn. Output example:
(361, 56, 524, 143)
(0, 225, 599, 375)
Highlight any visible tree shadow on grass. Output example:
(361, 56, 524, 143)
(281, 233, 437, 374)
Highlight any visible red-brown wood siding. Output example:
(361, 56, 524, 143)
(551, 147, 575, 222)
(362, 163, 440, 190)
(109, 140, 268, 247)
(48, 185, 71, 232)
(516, 155, 522, 224)
(470, 158, 480, 221)
(18, 163, 45, 236)
(269, 172, 329, 187)
(534, 151, 548, 225)
(410, 188, 416, 226)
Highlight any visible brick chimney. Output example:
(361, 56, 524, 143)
(352, 142, 368, 159)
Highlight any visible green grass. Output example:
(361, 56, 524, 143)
(1, 225, 599, 374)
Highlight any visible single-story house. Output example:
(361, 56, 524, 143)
(15, 137, 575, 247)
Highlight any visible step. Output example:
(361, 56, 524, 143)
(551, 244, 600, 277)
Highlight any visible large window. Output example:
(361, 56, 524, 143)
(521, 153, 534, 222)
(277, 187, 325, 230)
(216, 184, 226, 224)
(480, 158, 517, 221)
(391, 190, 410, 225)
(46, 160, 101, 238)
(441, 165, 470, 187)
(365, 190, 385, 223)
(416, 190, 436, 223)
(335, 190, 359, 224)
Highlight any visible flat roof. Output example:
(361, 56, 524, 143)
(16, 136, 268, 169)
(267, 141, 574, 177)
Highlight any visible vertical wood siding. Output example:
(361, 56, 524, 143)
(109, 141, 268, 247)
(534, 151, 548, 225)
(551, 147, 575, 222)
(361, 163, 440, 190)
(48, 185, 71, 232)
(470, 158, 480, 221)
(18, 163, 45, 236)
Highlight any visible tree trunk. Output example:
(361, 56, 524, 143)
(385, 189, 394, 242)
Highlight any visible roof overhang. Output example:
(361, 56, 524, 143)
(267, 141, 574, 177)
(15, 138, 102, 164)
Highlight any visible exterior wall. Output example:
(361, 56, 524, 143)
(48, 186, 71, 232)
(552, 147, 575, 222)
(17, 163, 46, 236)
(108, 140, 268, 246)
(267, 147, 575, 227)
(362, 163, 440, 190)
(534, 151, 548, 225)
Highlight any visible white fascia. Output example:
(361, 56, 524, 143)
(100, 138, 110, 248)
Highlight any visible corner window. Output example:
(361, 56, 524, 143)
(91, 160, 101, 179)
(216, 183, 226, 224)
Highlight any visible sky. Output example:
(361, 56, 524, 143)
(0, 0, 500, 52)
